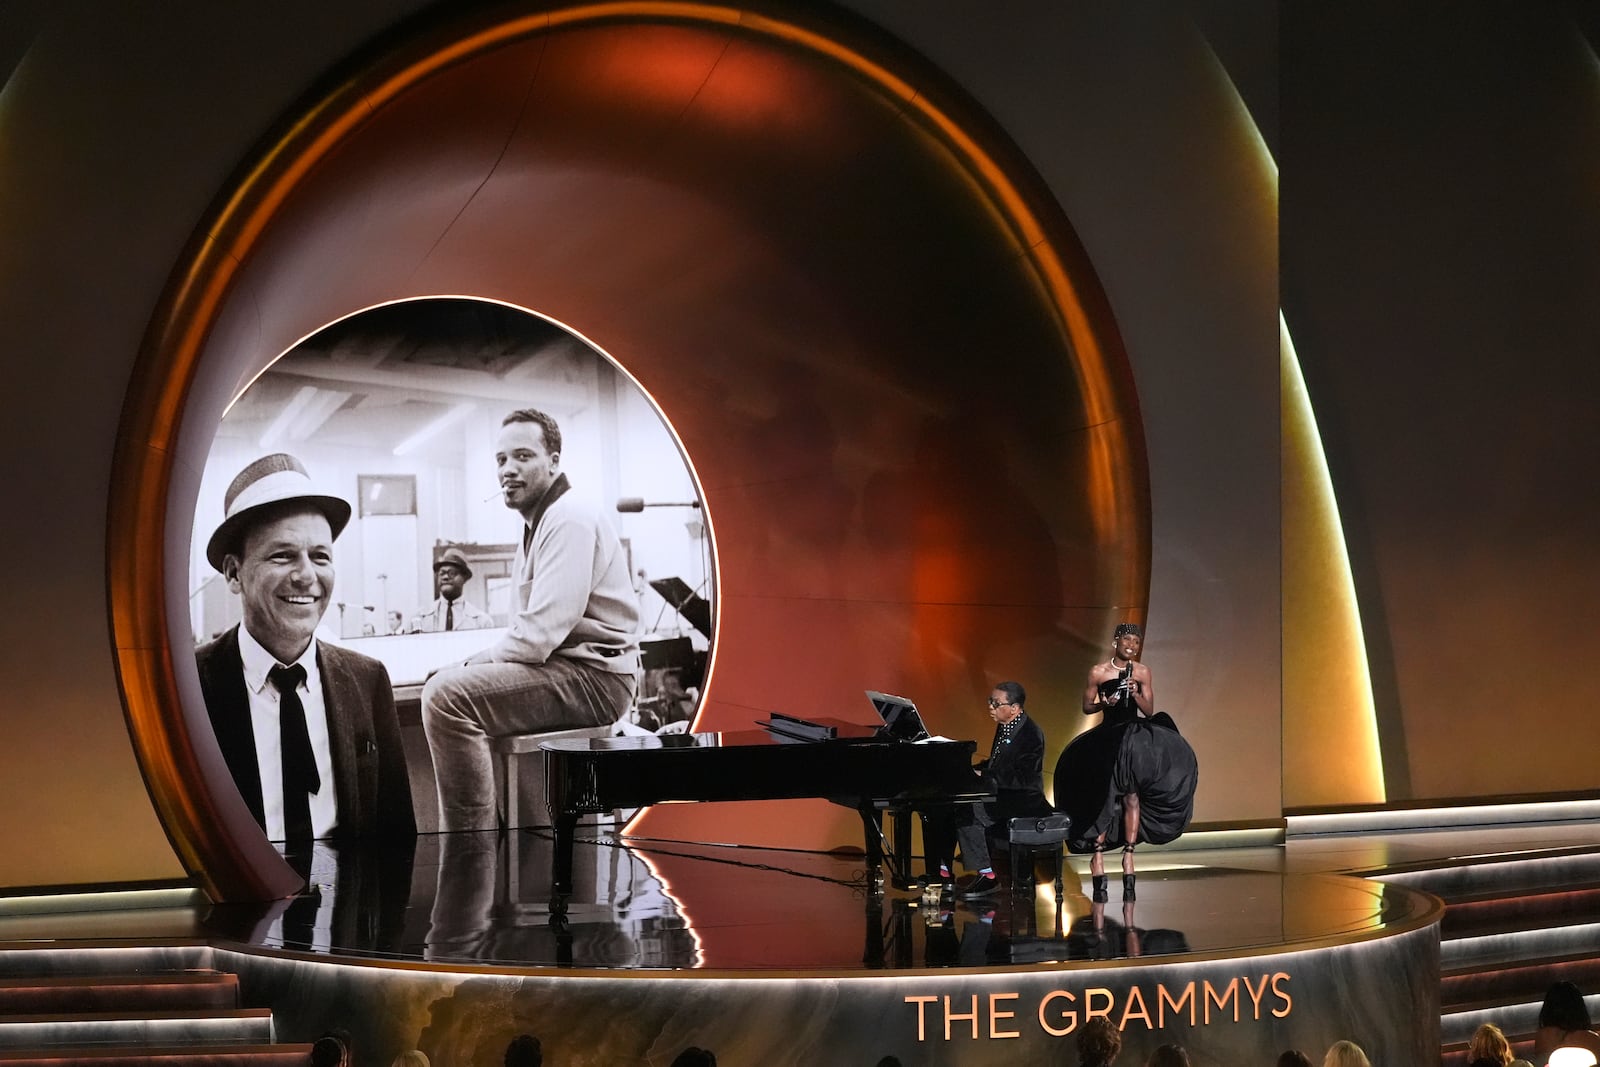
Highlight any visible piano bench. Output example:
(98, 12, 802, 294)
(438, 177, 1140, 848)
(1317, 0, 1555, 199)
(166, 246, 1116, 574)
(1005, 813, 1071, 899)
(492, 724, 615, 829)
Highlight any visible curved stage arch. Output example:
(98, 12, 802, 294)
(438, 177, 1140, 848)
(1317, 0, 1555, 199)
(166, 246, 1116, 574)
(109, 1, 1150, 902)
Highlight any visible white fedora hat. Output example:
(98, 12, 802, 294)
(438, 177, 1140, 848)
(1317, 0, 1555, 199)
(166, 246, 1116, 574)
(205, 453, 351, 572)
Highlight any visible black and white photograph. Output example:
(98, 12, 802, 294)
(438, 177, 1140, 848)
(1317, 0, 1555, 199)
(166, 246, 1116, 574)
(187, 297, 714, 835)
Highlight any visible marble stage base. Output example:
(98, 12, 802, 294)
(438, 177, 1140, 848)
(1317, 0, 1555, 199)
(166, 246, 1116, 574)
(180, 828, 1442, 1065)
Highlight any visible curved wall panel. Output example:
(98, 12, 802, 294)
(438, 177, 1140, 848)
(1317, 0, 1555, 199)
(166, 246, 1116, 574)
(107, 3, 1147, 898)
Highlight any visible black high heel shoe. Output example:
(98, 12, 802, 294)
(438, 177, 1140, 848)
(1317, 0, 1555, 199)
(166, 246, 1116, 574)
(1092, 875, 1108, 903)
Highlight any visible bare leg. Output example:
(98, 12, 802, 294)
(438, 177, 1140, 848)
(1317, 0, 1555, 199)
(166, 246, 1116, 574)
(1121, 793, 1140, 900)
(1088, 835, 1109, 902)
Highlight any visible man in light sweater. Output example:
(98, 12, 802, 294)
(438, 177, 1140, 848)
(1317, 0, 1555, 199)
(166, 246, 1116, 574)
(421, 408, 640, 831)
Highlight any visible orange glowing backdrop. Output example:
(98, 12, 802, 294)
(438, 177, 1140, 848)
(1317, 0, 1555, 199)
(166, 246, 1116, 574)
(108, 2, 1148, 900)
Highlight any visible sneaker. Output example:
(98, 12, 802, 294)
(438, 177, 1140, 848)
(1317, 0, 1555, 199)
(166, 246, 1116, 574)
(959, 872, 1000, 898)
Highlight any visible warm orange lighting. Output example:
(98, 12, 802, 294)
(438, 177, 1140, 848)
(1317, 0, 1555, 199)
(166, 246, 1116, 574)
(1281, 318, 1384, 806)
(109, 2, 1146, 900)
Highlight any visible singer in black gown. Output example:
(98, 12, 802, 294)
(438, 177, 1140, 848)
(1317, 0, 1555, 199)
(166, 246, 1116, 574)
(1057, 624, 1198, 900)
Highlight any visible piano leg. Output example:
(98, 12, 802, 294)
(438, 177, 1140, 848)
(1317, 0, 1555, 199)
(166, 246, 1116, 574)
(866, 806, 923, 891)
(552, 811, 578, 895)
(889, 807, 913, 887)
(856, 806, 886, 895)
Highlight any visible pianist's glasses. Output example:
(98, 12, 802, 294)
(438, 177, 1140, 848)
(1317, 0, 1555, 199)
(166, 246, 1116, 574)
(987, 699, 1014, 710)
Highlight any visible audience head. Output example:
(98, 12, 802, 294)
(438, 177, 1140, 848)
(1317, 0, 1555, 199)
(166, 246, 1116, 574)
(1075, 1017, 1122, 1064)
(309, 1034, 351, 1067)
(668, 1048, 716, 1067)
(391, 1053, 430, 1067)
(1278, 1053, 1314, 1067)
(1323, 1041, 1371, 1067)
(503, 1033, 542, 1067)
(1541, 981, 1594, 1031)
(1467, 1022, 1512, 1066)
(1146, 1045, 1190, 1067)
(874, 1058, 904, 1067)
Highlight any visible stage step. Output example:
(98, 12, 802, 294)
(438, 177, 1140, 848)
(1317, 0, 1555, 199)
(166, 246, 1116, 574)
(0, 947, 303, 1066)
(0, 948, 211, 981)
(1441, 948, 1600, 1005)
(0, 1009, 271, 1050)
(0, 1043, 313, 1064)
(1443, 917, 1600, 969)
(1391, 844, 1600, 1058)
(1440, 989, 1600, 1046)
(1441, 880, 1600, 938)
(0, 973, 238, 1014)
(1381, 846, 1600, 900)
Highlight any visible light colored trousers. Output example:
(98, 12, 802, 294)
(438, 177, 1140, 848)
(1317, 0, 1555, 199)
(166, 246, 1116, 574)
(422, 656, 634, 832)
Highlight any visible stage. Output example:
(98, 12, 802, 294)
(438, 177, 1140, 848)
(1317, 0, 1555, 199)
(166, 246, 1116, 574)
(0, 820, 1504, 1065)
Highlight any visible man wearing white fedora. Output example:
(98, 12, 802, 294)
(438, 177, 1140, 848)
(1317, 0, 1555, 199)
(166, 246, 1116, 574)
(195, 453, 415, 843)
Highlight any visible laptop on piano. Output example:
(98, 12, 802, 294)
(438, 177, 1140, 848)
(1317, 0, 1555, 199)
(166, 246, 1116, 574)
(866, 690, 931, 743)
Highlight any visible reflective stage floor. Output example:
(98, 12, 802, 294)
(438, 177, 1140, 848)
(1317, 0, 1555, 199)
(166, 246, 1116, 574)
(8, 818, 1600, 1064)
(196, 826, 1439, 972)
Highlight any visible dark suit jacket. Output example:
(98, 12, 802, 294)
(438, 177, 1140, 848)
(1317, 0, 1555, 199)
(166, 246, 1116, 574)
(980, 712, 1050, 820)
(195, 625, 416, 840)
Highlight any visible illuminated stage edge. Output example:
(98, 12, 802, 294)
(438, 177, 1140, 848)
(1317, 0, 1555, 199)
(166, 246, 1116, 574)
(171, 842, 1441, 1065)
(211, 926, 1439, 1066)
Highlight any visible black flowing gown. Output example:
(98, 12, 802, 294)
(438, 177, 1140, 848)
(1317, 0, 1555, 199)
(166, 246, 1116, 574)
(1057, 682, 1198, 854)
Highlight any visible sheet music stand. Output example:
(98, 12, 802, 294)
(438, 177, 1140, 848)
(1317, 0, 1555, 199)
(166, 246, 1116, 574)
(648, 576, 711, 637)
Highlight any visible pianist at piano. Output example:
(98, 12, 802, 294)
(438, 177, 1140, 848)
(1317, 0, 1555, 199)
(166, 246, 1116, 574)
(911, 681, 1050, 898)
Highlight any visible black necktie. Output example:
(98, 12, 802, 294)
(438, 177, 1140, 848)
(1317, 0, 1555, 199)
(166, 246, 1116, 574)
(445, 600, 454, 631)
(269, 663, 320, 842)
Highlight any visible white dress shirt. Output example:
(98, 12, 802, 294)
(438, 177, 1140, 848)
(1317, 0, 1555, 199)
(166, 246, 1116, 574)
(238, 625, 339, 840)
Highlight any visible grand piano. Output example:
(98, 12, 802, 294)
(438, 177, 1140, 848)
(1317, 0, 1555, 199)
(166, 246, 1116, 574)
(543, 717, 992, 894)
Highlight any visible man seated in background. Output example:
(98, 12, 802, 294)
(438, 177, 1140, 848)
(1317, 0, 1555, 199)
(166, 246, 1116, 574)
(195, 452, 414, 842)
(410, 547, 494, 633)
